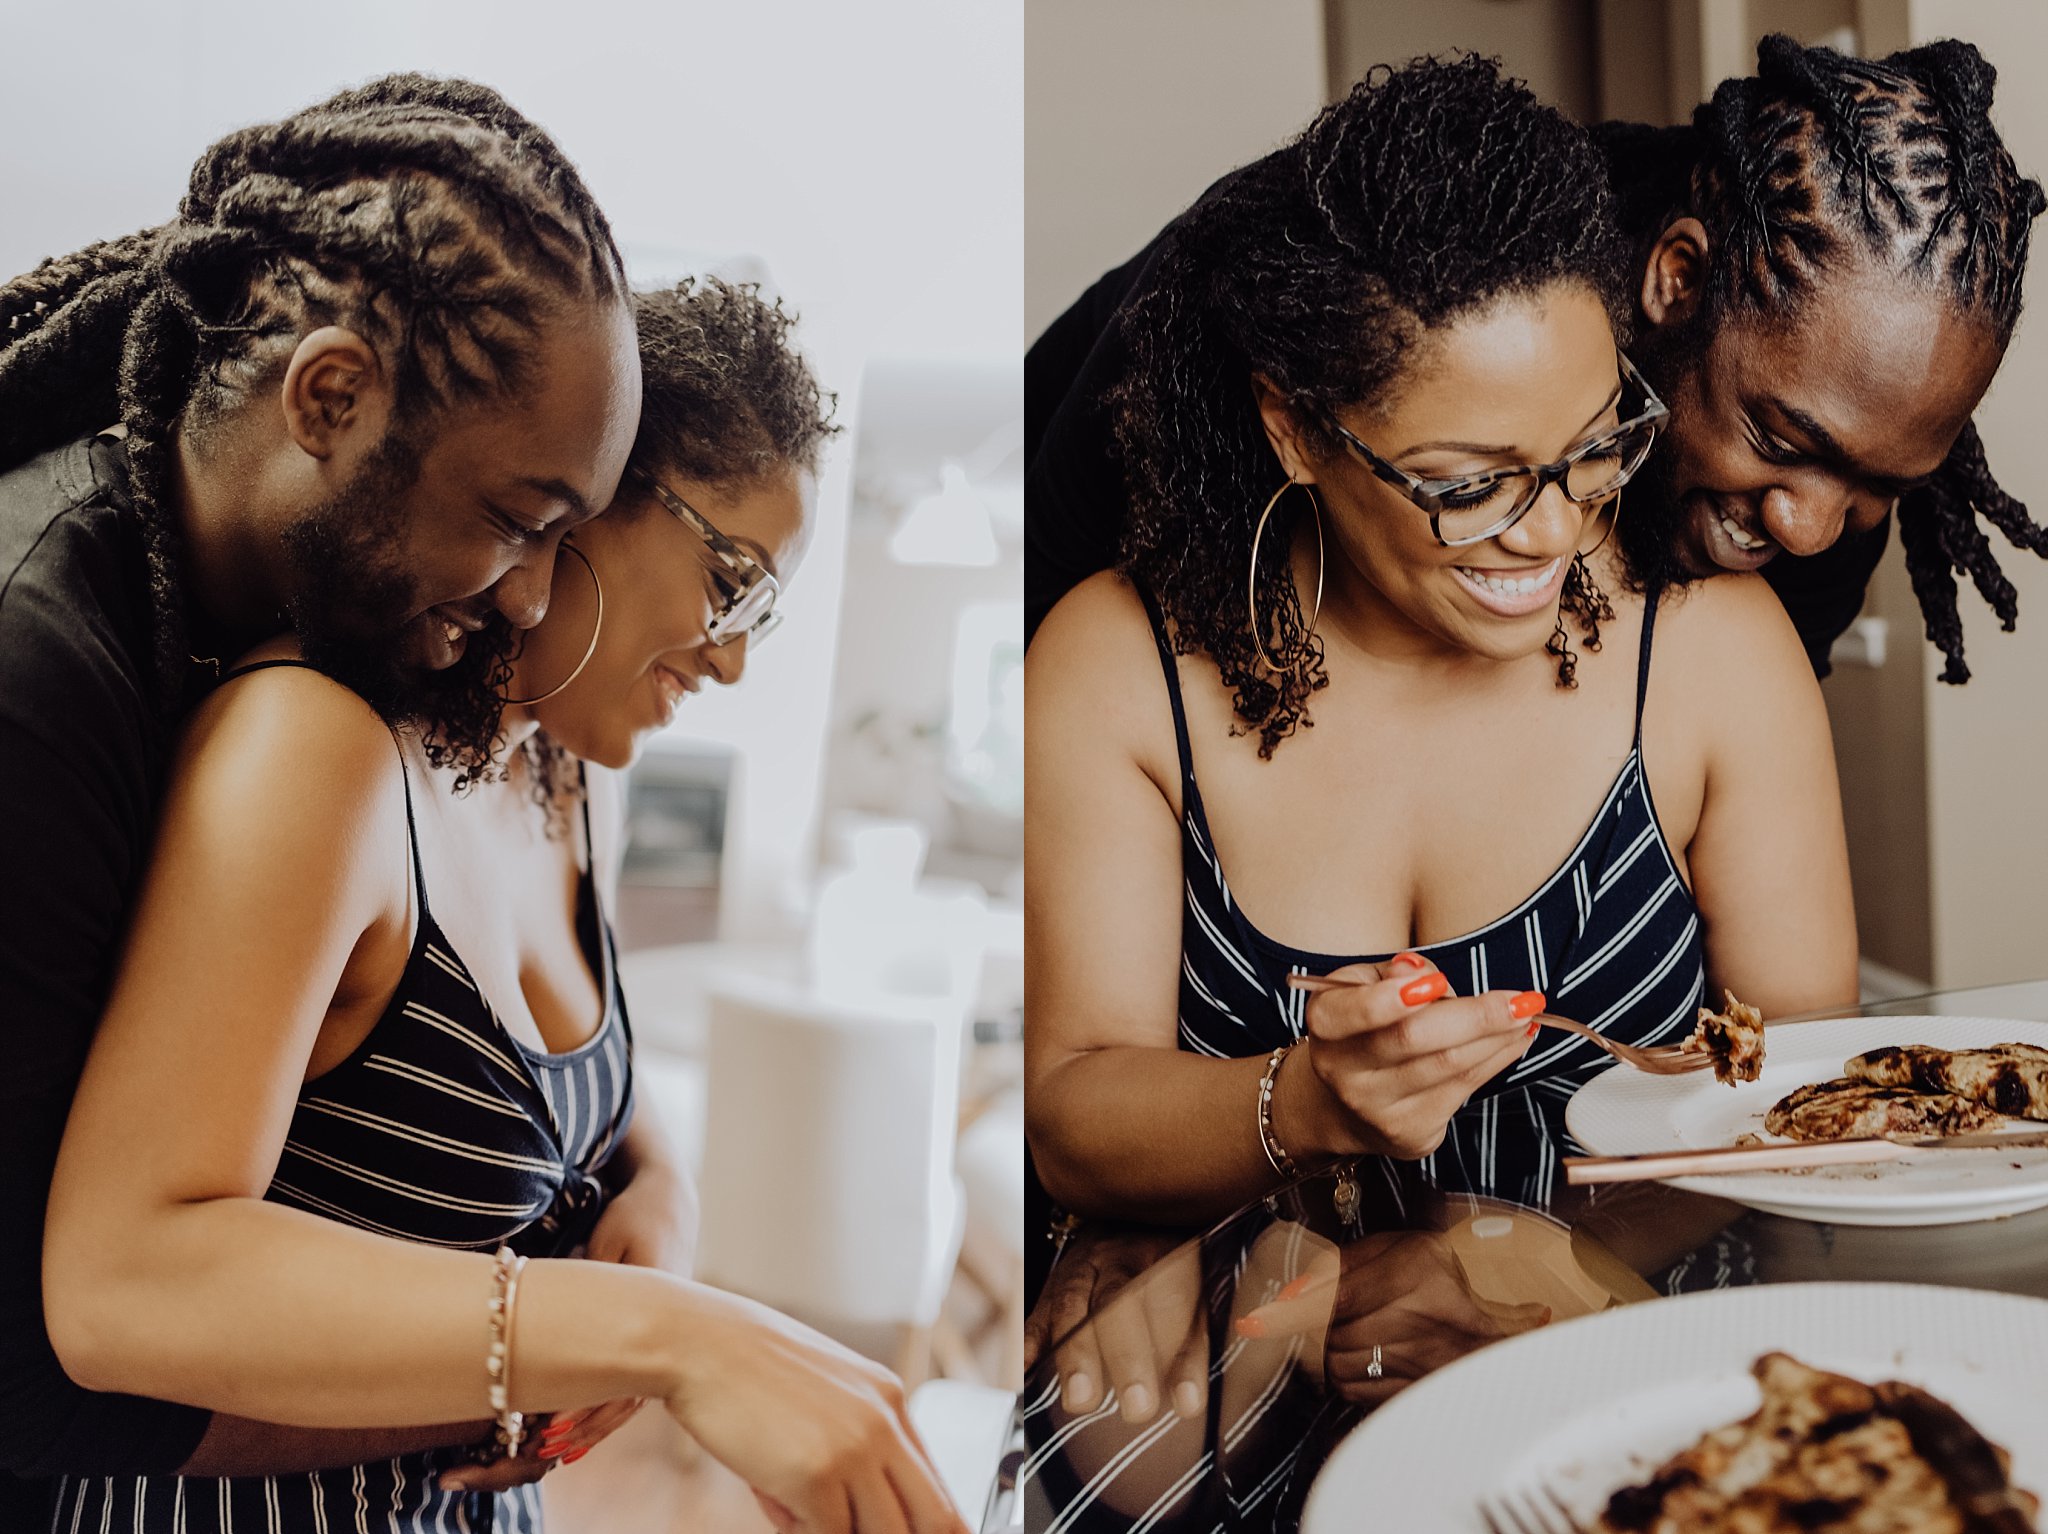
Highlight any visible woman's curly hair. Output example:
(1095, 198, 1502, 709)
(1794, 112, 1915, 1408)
(519, 276, 839, 816)
(1109, 54, 1633, 756)
(1601, 35, 2046, 683)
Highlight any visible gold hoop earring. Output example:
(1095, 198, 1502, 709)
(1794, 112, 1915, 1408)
(1248, 480, 1326, 675)
(503, 540, 604, 707)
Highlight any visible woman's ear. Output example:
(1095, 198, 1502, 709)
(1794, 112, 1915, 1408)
(1641, 217, 1710, 329)
(1251, 374, 1318, 485)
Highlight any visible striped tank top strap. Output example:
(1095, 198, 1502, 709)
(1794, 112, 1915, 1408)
(1633, 583, 1663, 748)
(1133, 583, 1197, 788)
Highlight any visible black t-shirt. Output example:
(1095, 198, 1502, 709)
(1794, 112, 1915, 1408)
(1022, 195, 1892, 673)
(0, 436, 213, 1494)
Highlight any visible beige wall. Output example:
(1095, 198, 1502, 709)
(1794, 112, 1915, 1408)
(1327, 0, 1597, 122)
(1913, 0, 2048, 986)
(1025, 0, 1324, 339)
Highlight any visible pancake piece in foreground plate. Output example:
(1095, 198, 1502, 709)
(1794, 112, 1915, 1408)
(1763, 1079, 2003, 1142)
(1597, 1352, 2039, 1533)
(1847, 1043, 2048, 1121)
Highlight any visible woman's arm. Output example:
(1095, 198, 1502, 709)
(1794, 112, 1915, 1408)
(43, 673, 957, 1532)
(1025, 575, 1535, 1226)
(42, 670, 685, 1420)
(1653, 573, 1861, 1016)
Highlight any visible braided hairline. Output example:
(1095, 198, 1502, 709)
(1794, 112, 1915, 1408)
(1689, 37, 2046, 683)
(0, 75, 625, 722)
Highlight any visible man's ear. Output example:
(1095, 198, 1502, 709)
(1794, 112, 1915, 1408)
(1251, 374, 1319, 486)
(1641, 217, 1710, 329)
(278, 327, 391, 460)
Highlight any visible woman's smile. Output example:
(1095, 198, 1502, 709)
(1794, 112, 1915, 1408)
(1448, 554, 1564, 617)
(651, 662, 699, 726)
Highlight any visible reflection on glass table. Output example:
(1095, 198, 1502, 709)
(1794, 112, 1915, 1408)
(1012, 980, 2048, 1534)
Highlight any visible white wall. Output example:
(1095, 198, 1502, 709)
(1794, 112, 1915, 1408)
(0, 0, 1023, 943)
(1024, 0, 1324, 339)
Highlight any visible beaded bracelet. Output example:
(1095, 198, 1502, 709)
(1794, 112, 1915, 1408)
(1257, 1043, 1305, 1180)
(485, 1245, 530, 1459)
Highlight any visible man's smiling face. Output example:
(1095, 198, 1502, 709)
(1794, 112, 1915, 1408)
(1646, 259, 2003, 575)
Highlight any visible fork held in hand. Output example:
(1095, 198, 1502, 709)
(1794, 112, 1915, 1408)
(1284, 972, 1712, 1076)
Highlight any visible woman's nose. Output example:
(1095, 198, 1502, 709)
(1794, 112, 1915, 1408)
(1497, 480, 1584, 557)
(702, 633, 750, 687)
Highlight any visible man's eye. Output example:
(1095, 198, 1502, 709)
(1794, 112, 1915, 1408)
(489, 505, 550, 546)
(1752, 428, 1805, 465)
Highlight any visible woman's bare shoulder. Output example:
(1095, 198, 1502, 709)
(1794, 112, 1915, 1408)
(1653, 571, 1814, 678)
(1028, 571, 1178, 764)
(172, 652, 411, 848)
(1650, 571, 1826, 745)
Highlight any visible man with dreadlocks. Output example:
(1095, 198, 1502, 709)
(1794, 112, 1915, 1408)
(1605, 33, 2046, 682)
(1028, 35, 2046, 684)
(0, 76, 638, 1515)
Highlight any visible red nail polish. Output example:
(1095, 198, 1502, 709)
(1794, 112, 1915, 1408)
(538, 1443, 568, 1460)
(1278, 1274, 1315, 1301)
(541, 1419, 575, 1440)
(563, 1446, 590, 1464)
(1233, 1314, 1268, 1339)
(1399, 972, 1448, 1007)
(1391, 951, 1427, 971)
(1526, 1018, 1540, 1038)
(1508, 991, 1544, 1020)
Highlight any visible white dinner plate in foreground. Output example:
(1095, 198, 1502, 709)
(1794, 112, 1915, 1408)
(1565, 1015, 2048, 1224)
(1300, 1281, 2048, 1534)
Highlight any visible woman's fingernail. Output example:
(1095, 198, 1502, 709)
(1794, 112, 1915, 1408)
(1278, 1273, 1316, 1301)
(1063, 1370, 1094, 1409)
(538, 1442, 569, 1460)
(541, 1417, 576, 1440)
(1174, 1382, 1203, 1417)
(1391, 951, 1427, 971)
(1399, 972, 1449, 1007)
(1121, 1382, 1157, 1420)
(1526, 1018, 1541, 1038)
(1509, 991, 1545, 1020)
(564, 1446, 590, 1464)
(1234, 1313, 1268, 1339)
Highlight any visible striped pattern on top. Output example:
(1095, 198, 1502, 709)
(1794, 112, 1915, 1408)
(1019, 594, 1718, 1534)
(1143, 583, 1707, 1210)
(53, 743, 633, 1534)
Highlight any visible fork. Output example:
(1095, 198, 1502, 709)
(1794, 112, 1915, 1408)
(1284, 973, 1713, 1076)
(1476, 1482, 1596, 1534)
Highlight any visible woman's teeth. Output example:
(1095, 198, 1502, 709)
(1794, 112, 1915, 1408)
(1721, 516, 1768, 551)
(1459, 558, 1559, 595)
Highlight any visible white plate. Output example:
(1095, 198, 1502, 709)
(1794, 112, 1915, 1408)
(1300, 1281, 2048, 1534)
(1565, 1015, 2048, 1225)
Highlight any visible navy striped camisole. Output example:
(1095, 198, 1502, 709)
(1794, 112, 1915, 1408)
(1146, 585, 1707, 1208)
(54, 664, 634, 1533)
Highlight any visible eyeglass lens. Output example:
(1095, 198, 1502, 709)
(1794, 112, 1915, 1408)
(708, 574, 779, 645)
(1435, 418, 1659, 544)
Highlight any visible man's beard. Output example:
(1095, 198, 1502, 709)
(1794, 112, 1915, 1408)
(1617, 319, 1709, 590)
(279, 431, 517, 784)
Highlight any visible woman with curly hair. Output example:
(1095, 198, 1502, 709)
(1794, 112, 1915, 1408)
(36, 280, 964, 1534)
(1025, 53, 1858, 1298)
(1031, 36, 2045, 684)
